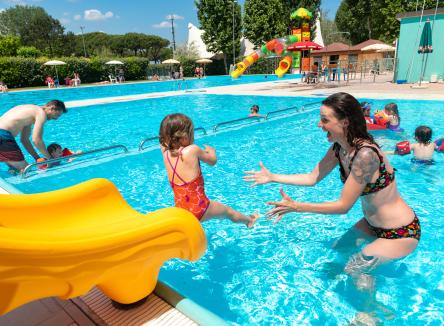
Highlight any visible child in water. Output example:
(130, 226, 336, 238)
(360, 102, 374, 124)
(159, 113, 259, 227)
(248, 104, 265, 118)
(387, 126, 437, 164)
(383, 103, 402, 131)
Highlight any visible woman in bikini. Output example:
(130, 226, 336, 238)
(244, 92, 420, 271)
(159, 113, 258, 227)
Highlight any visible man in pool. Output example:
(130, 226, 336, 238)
(0, 100, 67, 172)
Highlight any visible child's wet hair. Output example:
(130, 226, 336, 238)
(47, 143, 62, 154)
(384, 102, 400, 123)
(251, 105, 259, 113)
(159, 113, 194, 152)
(415, 125, 432, 144)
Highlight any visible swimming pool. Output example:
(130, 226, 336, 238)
(4, 95, 444, 324)
(0, 74, 300, 109)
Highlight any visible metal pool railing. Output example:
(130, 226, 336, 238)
(21, 144, 129, 178)
(139, 127, 207, 151)
(265, 101, 322, 119)
(212, 116, 266, 132)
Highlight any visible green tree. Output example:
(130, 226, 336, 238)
(319, 9, 350, 45)
(145, 35, 170, 62)
(243, 0, 287, 46)
(0, 5, 66, 55)
(195, 0, 242, 73)
(16, 46, 41, 58)
(123, 33, 146, 56)
(0, 36, 21, 56)
(335, 0, 439, 44)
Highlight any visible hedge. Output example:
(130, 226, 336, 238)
(0, 56, 233, 89)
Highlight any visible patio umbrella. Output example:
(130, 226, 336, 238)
(105, 60, 124, 76)
(43, 60, 66, 81)
(287, 41, 323, 51)
(361, 43, 395, 52)
(418, 19, 433, 86)
(162, 59, 180, 64)
(196, 58, 212, 77)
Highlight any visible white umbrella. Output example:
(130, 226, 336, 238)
(361, 44, 395, 52)
(195, 58, 212, 77)
(195, 58, 212, 64)
(105, 60, 124, 77)
(43, 60, 66, 81)
(105, 60, 124, 65)
(162, 59, 180, 64)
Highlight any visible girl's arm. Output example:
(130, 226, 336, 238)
(191, 144, 217, 166)
(266, 147, 379, 222)
(243, 145, 338, 186)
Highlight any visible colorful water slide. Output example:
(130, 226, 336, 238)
(0, 178, 207, 315)
(231, 35, 299, 79)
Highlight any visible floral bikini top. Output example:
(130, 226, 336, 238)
(333, 143, 395, 196)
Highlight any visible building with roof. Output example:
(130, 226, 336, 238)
(395, 8, 444, 83)
(311, 39, 393, 68)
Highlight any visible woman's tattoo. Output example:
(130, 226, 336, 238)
(351, 148, 379, 184)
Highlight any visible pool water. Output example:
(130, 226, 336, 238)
(0, 74, 300, 109)
(4, 95, 444, 325)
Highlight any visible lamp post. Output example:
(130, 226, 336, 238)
(232, 0, 237, 65)
(167, 15, 177, 57)
(80, 26, 87, 57)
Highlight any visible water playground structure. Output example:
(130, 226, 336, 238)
(231, 8, 322, 78)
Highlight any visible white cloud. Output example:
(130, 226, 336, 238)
(84, 9, 113, 21)
(0, 8, 4, 13)
(153, 21, 171, 29)
(74, 14, 81, 21)
(166, 14, 183, 20)
(60, 17, 71, 24)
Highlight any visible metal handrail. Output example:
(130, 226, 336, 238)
(21, 144, 129, 178)
(139, 127, 207, 151)
(265, 101, 323, 120)
(213, 116, 265, 132)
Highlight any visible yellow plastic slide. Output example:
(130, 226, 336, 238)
(0, 178, 207, 316)
(275, 56, 293, 78)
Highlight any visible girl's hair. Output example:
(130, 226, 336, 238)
(384, 102, 400, 123)
(415, 125, 432, 144)
(159, 113, 194, 153)
(322, 92, 376, 147)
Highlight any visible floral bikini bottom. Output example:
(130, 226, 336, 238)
(366, 215, 421, 241)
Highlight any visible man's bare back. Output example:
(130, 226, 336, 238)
(0, 105, 42, 136)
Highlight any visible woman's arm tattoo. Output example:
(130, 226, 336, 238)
(351, 148, 379, 184)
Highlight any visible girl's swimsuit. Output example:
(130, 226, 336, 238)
(166, 149, 210, 220)
(334, 143, 420, 241)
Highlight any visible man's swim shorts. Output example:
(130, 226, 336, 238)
(0, 129, 25, 162)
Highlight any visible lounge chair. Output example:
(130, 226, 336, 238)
(109, 74, 117, 83)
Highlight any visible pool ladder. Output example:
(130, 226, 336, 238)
(21, 144, 129, 178)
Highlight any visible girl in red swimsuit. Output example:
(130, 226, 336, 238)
(159, 113, 258, 227)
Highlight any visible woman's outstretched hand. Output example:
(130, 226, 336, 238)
(266, 189, 298, 223)
(243, 161, 273, 186)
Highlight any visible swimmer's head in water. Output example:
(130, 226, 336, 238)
(415, 125, 432, 144)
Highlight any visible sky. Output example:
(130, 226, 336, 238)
(0, 0, 341, 44)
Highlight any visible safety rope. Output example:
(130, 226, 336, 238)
(405, 0, 426, 82)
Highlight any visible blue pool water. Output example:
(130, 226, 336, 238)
(0, 74, 299, 109)
(3, 95, 444, 324)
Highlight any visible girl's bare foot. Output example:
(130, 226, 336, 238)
(247, 213, 260, 228)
